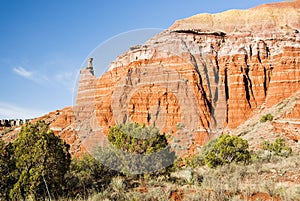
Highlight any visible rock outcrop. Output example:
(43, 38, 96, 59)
(72, 0, 300, 155)
(0, 119, 31, 128)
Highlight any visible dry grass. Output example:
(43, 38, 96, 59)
(59, 152, 300, 201)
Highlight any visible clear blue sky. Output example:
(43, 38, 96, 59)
(0, 0, 283, 119)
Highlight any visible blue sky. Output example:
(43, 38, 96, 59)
(0, 0, 283, 119)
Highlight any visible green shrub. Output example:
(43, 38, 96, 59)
(183, 155, 205, 168)
(95, 122, 175, 176)
(260, 113, 274, 123)
(262, 137, 292, 157)
(9, 120, 71, 200)
(201, 134, 251, 168)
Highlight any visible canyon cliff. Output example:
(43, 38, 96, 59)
(2, 0, 299, 156)
(73, 0, 300, 155)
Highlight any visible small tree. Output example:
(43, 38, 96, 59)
(202, 134, 251, 168)
(10, 120, 71, 200)
(96, 122, 175, 176)
(262, 137, 292, 157)
(260, 113, 274, 123)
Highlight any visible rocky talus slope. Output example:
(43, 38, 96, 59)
(1, 0, 300, 156)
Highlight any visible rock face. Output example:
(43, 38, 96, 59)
(72, 0, 300, 155)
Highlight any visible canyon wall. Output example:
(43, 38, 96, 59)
(73, 0, 300, 155)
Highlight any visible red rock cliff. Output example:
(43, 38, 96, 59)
(72, 0, 300, 155)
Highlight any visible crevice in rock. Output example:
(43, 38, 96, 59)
(147, 113, 151, 123)
(243, 75, 252, 108)
(188, 51, 213, 127)
(224, 67, 229, 124)
(224, 68, 229, 101)
(263, 67, 268, 96)
(195, 69, 212, 128)
(244, 54, 248, 64)
(257, 51, 262, 63)
(213, 57, 220, 104)
(245, 66, 256, 106)
(171, 29, 226, 37)
(211, 56, 221, 128)
(202, 61, 212, 98)
(263, 64, 273, 97)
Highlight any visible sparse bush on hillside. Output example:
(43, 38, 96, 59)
(260, 113, 274, 123)
(95, 122, 175, 177)
(262, 137, 292, 158)
(201, 134, 251, 168)
(183, 154, 205, 168)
